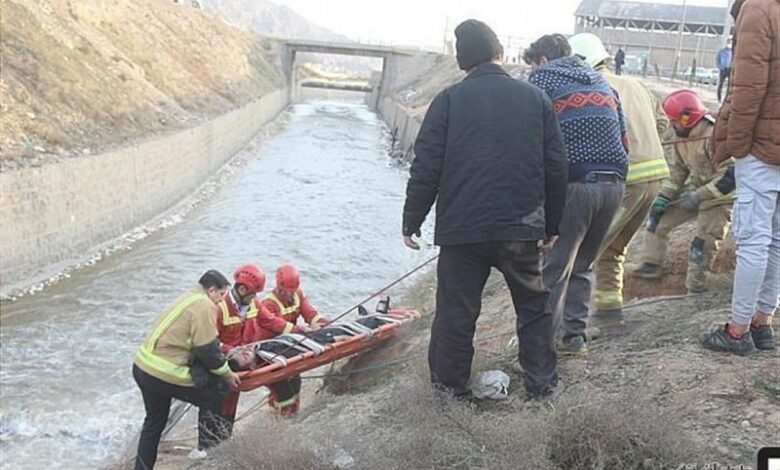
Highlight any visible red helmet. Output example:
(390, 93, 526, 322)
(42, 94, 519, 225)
(276, 263, 300, 292)
(662, 89, 708, 129)
(233, 264, 265, 293)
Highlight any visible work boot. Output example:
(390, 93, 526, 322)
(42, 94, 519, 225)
(526, 378, 565, 402)
(751, 325, 776, 350)
(685, 268, 709, 293)
(631, 262, 664, 279)
(592, 307, 624, 325)
(557, 335, 587, 357)
(702, 324, 758, 356)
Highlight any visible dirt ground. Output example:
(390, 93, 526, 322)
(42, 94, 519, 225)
(0, 0, 285, 168)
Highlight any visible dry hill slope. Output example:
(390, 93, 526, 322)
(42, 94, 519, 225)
(0, 0, 285, 166)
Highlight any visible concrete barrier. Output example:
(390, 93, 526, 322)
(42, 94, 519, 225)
(377, 97, 421, 162)
(0, 88, 289, 291)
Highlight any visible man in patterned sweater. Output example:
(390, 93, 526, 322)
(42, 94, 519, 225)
(524, 34, 629, 356)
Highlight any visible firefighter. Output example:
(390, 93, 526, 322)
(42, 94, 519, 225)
(216, 263, 304, 433)
(259, 263, 330, 415)
(217, 263, 300, 353)
(630, 90, 735, 293)
(132, 270, 240, 469)
(568, 33, 671, 317)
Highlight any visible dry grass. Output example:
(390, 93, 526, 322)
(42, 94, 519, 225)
(0, 0, 285, 161)
(207, 376, 702, 470)
(548, 392, 700, 470)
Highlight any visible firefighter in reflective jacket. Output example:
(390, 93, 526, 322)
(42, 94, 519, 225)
(216, 263, 305, 432)
(630, 90, 735, 293)
(259, 263, 331, 416)
(217, 263, 301, 353)
(132, 270, 239, 470)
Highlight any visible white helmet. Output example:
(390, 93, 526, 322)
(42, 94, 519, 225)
(569, 33, 611, 69)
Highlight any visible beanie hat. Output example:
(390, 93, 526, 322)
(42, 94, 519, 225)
(454, 19, 503, 71)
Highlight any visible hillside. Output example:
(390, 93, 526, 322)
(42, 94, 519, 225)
(0, 0, 285, 167)
(200, 0, 348, 42)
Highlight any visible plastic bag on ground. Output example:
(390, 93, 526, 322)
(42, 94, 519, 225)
(471, 370, 510, 400)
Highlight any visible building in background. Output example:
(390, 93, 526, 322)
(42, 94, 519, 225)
(574, 0, 729, 75)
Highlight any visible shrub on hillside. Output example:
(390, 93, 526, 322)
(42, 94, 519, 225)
(548, 393, 701, 469)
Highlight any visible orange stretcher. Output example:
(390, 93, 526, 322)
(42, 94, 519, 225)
(235, 308, 421, 392)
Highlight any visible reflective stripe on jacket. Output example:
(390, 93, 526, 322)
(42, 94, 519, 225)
(134, 287, 228, 386)
(601, 70, 670, 185)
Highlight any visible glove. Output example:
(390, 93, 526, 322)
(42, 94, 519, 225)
(651, 195, 671, 215)
(678, 190, 701, 211)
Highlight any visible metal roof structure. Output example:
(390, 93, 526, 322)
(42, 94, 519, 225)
(575, 0, 728, 35)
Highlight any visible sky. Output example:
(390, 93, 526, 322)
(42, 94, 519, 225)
(275, 0, 730, 49)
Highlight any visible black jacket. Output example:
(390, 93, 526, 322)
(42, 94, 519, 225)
(402, 63, 568, 246)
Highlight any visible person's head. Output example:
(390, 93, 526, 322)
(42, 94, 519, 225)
(522, 34, 571, 69)
(227, 346, 257, 371)
(232, 263, 266, 306)
(274, 263, 300, 302)
(568, 33, 611, 70)
(454, 19, 503, 72)
(730, 0, 745, 21)
(198, 270, 230, 305)
(662, 89, 708, 137)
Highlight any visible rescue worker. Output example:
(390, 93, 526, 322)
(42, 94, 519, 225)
(132, 270, 240, 470)
(630, 90, 735, 293)
(259, 263, 330, 415)
(217, 263, 300, 353)
(568, 33, 670, 318)
(216, 263, 305, 434)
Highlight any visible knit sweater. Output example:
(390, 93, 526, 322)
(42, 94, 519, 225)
(529, 56, 629, 181)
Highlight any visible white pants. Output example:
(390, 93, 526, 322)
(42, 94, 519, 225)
(731, 154, 780, 325)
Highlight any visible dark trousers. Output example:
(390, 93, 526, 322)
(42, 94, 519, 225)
(615, 63, 623, 75)
(543, 181, 624, 341)
(717, 68, 730, 102)
(132, 365, 229, 470)
(429, 241, 557, 398)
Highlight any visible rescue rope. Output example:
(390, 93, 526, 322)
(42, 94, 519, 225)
(622, 292, 704, 311)
(661, 135, 711, 146)
(264, 253, 440, 363)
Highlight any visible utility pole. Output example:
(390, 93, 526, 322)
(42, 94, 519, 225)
(673, 0, 688, 81)
(442, 14, 450, 55)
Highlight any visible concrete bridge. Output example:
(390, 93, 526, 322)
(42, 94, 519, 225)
(281, 39, 423, 106)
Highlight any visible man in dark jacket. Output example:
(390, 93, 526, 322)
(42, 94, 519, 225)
(614, 48, 626, 75)
(524, 34, 628, 357)
(402, 19, 569, 401)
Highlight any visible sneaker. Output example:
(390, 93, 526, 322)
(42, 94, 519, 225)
(702, 324, 758, 356)
(751, 325, 776, 350)
(631, 262, 664, 279)
(557, 335, 587, 357)
(187, 448, 208, 460)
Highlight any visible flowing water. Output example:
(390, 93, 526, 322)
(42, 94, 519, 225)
(0, 99, 435, 469)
